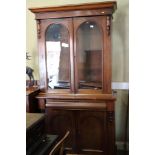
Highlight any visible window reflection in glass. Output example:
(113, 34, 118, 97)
(77, 21, 103, 89)
(45, 24, 70, 89)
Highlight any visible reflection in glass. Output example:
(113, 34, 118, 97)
(46, 24, 70, 89)
(77, 21, 102, 89)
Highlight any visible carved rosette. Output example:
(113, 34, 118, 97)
(37, 20, 41, 39)
(106, 16, 111, 36)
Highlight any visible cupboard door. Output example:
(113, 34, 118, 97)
(73, 16, 111, 93)
(73, 17, 104, 91)
(76, 111, 107, 155)
(39, 18, 74, 91)
(45, 108, 76, 152)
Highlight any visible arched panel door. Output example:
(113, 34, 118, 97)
(40, 19, 74, 91)
(45, 108, 76, 152)
(73, 16, 109, 93)
(76, 111, 107, 154)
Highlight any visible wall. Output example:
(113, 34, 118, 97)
(26, 0, 129, 148)
(112, 0, 129, 82)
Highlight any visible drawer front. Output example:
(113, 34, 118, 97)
(46, 100, 107, 111)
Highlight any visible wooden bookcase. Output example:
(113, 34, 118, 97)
(30, 1, 117, 155)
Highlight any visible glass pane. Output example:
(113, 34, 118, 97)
(46, 24, 70, 89)
(77, 21, 102, 89)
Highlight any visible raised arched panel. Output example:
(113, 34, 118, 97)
(77, 111, 107, 153)
(45, 108, 75, 150)
(50, 113, 73, 134)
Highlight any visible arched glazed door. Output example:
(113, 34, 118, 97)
(73, 16, 109, 93)
(39, 19, 74, 91)
(45, 23, 70, 89)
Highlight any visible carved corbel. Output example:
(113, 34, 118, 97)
(106, 16, 111, 36)
(37, 20, 41, 39)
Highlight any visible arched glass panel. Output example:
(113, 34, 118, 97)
(46, 24, 70, 89)
(77, 21, 102, 89)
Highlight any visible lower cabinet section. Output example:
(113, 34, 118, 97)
(45, 101, 115, 155)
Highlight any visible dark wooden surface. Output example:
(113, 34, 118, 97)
(26, 113, 45, 154)
(26, 88, 40, 113)
(26, 113, 59, 155)
(29, 135, 59, 155)
(30, 2, 117, 155)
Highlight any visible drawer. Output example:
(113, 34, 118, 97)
(46, 101, 107, 111)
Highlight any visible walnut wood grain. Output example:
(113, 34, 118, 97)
(46, 102, 106, 110)
(29, 1, 117, 13)
(36, 93, 115, 100)
(34, 9, 113, 20)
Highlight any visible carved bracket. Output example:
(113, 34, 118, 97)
(106, 16, 111, 36)
(37, 20, 41, 39)
(107, 111, 114, 123)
